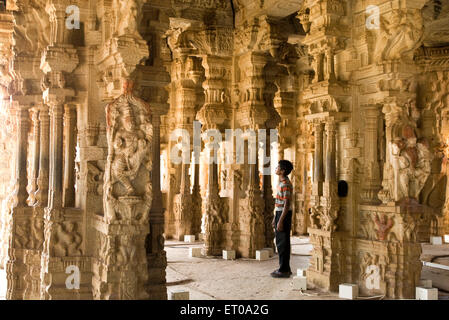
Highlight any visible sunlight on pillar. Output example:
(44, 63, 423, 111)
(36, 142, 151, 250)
(271, 141, 279, 197)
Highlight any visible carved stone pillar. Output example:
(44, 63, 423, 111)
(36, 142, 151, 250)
(305, 114, 346, 292)
(170, 55, 198, 240)
(39, 43, 84, 300)
(13, 104, 30, 207)
(93, 81, 154, 300)
(27, 107, 40, 206)
(146, 108, 168, 300)
(236, 51, 269, 258)
(312, 123, 324, 202)
(323, 120, 337, 197)
(35, 104, 50, 207)
(361, 104, 381, 204)
(5, 103, 31, 300)
(191, 156, 202, 237)
(196, 55, 230, 256)
(262, 130, 275, 249)
(47, 100, 64, 210)
(203, 134, 225, 256)
(63, 104, 76, 207)
(23, 105, 45, 300)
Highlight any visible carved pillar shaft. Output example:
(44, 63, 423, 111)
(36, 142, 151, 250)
(14, 104, 30, 206)
(191, 158, 201, 236)
(262, 130, 275, 249)
(48, 103, 64, 209)
(5, 104, 30, 300)
(35, 104, 50, 207)
(63, 104, 76, 207)
(147, 111, 167, 300)
(325, 121, 336, 183)
(28, 107, 40, 205)
(361, 104, 381, 204)
(313, 123, 324, 198)
(207, 141, 219, 197)
(175, 73, 196, 239)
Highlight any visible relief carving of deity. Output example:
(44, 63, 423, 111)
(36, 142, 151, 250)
(373, 9, 423, 62)
(115, 0, 139, 37)
(390, 125, 432, 203)
(104, 80, 153, 222)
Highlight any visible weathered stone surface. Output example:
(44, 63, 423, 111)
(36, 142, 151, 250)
(0, 0, 447, 301)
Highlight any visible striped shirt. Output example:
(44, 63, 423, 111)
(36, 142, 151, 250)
(275, 177, 293, 211)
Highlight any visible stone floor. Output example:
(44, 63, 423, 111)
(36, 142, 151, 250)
(166, 236, 449, 300)
(420, 242, 449, 296)
(165, 236, 342, 300)
(0, 237, 447, 300)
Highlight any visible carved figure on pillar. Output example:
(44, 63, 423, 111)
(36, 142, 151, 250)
(390, 125, 432, 204)
(104, 80, 153, 223)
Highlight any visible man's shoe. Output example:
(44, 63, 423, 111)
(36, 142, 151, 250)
(270, 270, 290, 278)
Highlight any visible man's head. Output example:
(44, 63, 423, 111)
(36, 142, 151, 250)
(276, 160, 293, 177)
(121, 107, 136, 132)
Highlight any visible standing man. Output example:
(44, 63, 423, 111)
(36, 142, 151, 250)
(271, 160, 294, 278)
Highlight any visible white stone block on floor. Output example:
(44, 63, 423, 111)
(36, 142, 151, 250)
(416, 287, 438, 300)
(262, 248, 274, 257)
(444, 235, 449, 243)
(292, 276, 307, 290)
(256, 250, 269, 261)
(339, 284, 358, 300)
(169, 289, 189, 300)
(189, 247, 202, 258)
(223, 250, 236, 260)
(419, 279, 432, 288)
(430, 236, 443, 245)
(297, 269, 306, 277)
(184, 235, 196, 243)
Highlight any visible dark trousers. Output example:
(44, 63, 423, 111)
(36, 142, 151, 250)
(275, 210, 292, 273)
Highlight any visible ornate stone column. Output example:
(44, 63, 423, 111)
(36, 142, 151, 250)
(27, 107, 40, 206)
(262, 76, 280, 250)
(63, 104, 76, 207)
(5, 102, 31, 300)
(261, 129, 275, 249)
(92, 81, 153, 300)
(191, 152, 202, 237)
(35, 104, 50, 207)
(39, 43, 82, 300)
(0, 7, 15, 271)
(324, 120, 337, 196)
(361, 104, 381, 204)
(13, 104, 30, 207)
(196, 55, 230, 256)
(169, 55, 198, 240)
(235, 51, 269, 258)
(312, 123, 324, 203)
(146, 105, 168, 300)
(47, 98, 64, 210)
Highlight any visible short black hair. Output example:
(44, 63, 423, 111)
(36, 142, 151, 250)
(278, 160, 293, 176)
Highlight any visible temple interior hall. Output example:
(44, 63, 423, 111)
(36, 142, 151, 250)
(0, 0, 448, 300)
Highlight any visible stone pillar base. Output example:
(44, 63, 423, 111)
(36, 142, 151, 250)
(306, 228, 347, 292)
(357, 204, 427, 299)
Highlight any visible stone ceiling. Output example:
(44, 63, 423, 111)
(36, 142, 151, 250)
(232, 0, 303, 24)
